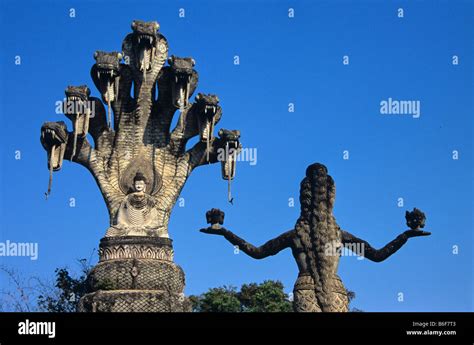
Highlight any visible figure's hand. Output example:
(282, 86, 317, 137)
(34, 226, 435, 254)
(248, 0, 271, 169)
(404, 229, 431, 238)
(200, 226, 226, 236)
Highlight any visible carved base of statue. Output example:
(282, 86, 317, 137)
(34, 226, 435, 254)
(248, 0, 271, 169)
(77, 236, 191, 312)
(293, 273, 348, 312)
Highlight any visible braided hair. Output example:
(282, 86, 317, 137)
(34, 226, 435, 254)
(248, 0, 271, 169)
(294, 163, 341, 311)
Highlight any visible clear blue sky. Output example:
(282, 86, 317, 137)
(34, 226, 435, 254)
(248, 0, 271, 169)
(0, 0, 472, 311)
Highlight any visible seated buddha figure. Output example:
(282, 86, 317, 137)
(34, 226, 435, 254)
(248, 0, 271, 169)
(106, 172, 163, 237)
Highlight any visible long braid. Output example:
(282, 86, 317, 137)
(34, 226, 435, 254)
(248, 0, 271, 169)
(294, 163, 341, 311)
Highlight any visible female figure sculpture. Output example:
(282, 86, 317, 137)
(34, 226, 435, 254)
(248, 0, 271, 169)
(200, 163, 430, 312)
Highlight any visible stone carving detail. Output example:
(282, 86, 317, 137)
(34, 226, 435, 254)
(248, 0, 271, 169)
(39, 18, 243, 312)
(98, 236, 174, 261)
(99, 244, 174, 261)
(201, 163, 431, 312)
(99, 245, 174, 261)
(78, 291, 190, 312)
(87, 258, 184, 292)
(40, 19, 242, 238)
(80, 236, 186, 312)
(108, 172, 164, 237)
(40, 121, 68, 198)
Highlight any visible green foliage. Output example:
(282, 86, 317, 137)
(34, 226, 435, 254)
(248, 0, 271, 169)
(347, 289, 363, 312)
(37, 259, 91, 312)
(239, 281, 293, 312)
(347, 290, 355, 304)
(191, 280, 361, 312)
(192, 286, 242, 312)
(190, 280, 293, 312)
(1, 257, 361, 312)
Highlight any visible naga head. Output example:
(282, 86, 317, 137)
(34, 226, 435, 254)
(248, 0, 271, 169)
(195, 93, 219, 113)
(40, 121, 69, 198)
(196, 93, 219, 114)
(218, 128, 240, 148)
(218, 128, 240, 143)
(65, 85, 90, 101)
(168, 55, 196, 109)
(218, 129, 241, 186)
(196, 93, 221, 142)
(131, 20, 160, 73)
(91, 51, 122, 103)
(63, 85, 91, 118)
(40, 121, 68, 154)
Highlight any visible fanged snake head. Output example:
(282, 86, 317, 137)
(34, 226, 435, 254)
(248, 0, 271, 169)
(196, 93, 221, 141)
(40, 121, 68, 150)
(131, 20, 159, 73)
(195, 93, 219, 118)
(64, 85, 91, 116)
(91, 51, 122, 103)
(218, 129, 241, 186)
(218, 128, 241, 144)
(168, 55, 196, 109)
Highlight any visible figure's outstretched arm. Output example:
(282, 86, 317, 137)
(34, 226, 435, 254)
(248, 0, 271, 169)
(341, 208, 430, 262)
(341, 229, 430, 262)
(200, 226, 294, 259)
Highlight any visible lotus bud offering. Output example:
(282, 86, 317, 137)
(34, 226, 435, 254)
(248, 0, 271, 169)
(206, 208, 225, 229)
(405, 208, 426, 230)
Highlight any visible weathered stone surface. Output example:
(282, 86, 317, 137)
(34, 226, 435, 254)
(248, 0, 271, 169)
(78, 290, 191, 312)
(80, 236, 187, 312)
(87, 259, 185, 292)
(40, 19, 242, 238)
(40, 19, 243, 312)
(201, 163, 431, 312)
(98, 236, 174, 261)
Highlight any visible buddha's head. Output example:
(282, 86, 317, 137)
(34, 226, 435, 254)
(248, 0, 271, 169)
(133, 172, 147, 193)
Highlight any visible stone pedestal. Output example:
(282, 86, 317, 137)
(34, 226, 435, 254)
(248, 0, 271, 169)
(78, 236, 191, 312)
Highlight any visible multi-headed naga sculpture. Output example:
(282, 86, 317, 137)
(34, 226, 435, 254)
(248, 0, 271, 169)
(40, 20, 241, 312)
(201, 163, 430, 312)
(40, 20, 240, 239)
